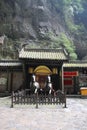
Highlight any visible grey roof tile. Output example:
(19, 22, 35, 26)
(19, 48, 68, 60)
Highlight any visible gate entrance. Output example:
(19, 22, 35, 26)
(34, 66, 52, 89)
(36, 75, 47, 89)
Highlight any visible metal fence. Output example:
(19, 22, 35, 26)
(11, 89, 66, 108)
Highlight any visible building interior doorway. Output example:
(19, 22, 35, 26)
(36, 75, 47, 89)
(34, 65, 52, 89)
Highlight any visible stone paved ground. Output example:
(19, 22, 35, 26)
(0, 97, 87, 130)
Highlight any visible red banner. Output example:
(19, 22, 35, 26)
(64, 71, 78, 77)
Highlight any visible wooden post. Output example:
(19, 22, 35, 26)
(10, 72, 13, 92)
(64, 94, 67, 108)
(6, 70, 9, 91)
(10, 91, 14, 108)
(23, 63, 27, 89)
(62, 64, 64, 93)
(36, 92, 38, 109)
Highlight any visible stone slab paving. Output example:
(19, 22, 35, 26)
(0, 97, 87, 130)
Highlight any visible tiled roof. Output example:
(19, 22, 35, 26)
(0, 60, 22, 67)
(19, 48, 68, 60)
(63, 63, 87, 68)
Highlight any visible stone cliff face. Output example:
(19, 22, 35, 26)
(0, 0, 87, 60)
(0, 0, 66, 39)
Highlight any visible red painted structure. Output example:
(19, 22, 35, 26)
(64, 71, 78, 94)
